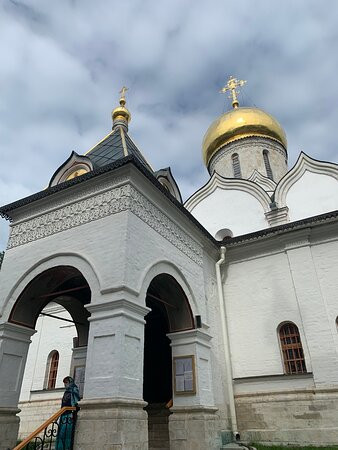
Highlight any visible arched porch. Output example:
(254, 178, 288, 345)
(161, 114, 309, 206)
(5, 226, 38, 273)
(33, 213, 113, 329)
(0, 265, 92, 449)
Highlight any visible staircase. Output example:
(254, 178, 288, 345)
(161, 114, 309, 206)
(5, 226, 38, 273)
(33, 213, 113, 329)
(13, 406, 77, 450)
(146, 403, 171, 450)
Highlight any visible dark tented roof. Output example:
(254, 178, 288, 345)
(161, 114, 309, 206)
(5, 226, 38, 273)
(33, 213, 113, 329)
(86, 126, 153, 172)
(0, 155, 217, 247)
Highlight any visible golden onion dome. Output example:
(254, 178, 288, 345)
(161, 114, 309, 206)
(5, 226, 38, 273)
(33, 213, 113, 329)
(202, 106, 287, 167)
(112, 98, 131, 123)
(112, 87, 131, 124)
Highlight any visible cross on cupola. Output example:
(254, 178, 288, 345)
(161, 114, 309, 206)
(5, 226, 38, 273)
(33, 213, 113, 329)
(112, 86, 131, 127)
(220, 76, 247, 109)
(119, 86, 128, 106)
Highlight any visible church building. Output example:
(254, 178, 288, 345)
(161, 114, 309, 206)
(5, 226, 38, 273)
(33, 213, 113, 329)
(0, 77, 337, 450)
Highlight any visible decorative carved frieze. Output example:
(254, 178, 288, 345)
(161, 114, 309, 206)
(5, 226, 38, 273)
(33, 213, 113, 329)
(8, 185, 203, 265)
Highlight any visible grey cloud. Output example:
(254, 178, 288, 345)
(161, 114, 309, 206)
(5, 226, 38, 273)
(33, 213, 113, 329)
(1, 0, 338, 250)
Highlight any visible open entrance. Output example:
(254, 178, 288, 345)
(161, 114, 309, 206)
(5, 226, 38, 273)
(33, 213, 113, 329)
(143, 273, 194, 450)
(10, 266, 91, 346)
(8, 265, 91, 442)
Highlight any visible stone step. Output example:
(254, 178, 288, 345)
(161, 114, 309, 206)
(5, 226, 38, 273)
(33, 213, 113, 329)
(221, 444, 253, 450)
(146, 403, 171, 450)
(149, 443, 170, 449)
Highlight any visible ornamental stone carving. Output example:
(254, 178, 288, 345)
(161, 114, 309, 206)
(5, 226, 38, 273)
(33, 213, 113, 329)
(8, 185, 203, 265)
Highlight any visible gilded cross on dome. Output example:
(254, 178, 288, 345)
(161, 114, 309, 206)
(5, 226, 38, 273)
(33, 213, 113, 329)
(119, 86, 128, 106)
(220, 76, 246, 109)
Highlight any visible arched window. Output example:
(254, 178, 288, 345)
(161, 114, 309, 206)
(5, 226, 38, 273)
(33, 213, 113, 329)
(263, 150, 273, 180)
(231, 153, 241, 178)
(279, 323, 306, 374)
(46, 350, 59, 389)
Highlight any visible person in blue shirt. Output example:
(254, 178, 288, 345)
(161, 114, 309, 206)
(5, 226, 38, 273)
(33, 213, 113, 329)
(55, 376, 80, 450)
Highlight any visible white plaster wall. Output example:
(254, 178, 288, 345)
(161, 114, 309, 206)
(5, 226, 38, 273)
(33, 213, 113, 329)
(18, 398, 61, 439)
(0, 172, 222, 414)
(19, 303, 75, 402)
(286, 171, 338, 221)
(310, 239, 338, 355)
(225, 232, 338, 389)
(190, 187, 268, 237)
(224, 250, 307, 378)
(285, 239, 338, 386)
(168, 329, 215, 408)
(124, 212, 205, 317)
(123, 207, 229, 420)
(0, 210, 129, 323)
(234, 374, 314, 395)
(202, 251, 231, 427)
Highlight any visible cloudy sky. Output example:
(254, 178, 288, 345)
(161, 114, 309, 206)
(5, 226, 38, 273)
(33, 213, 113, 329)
(1, 0, 338, 249)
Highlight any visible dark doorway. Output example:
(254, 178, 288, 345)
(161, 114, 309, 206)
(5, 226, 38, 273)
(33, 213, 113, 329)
(143, 273, 195, 450)
(143, 296, 172, 405)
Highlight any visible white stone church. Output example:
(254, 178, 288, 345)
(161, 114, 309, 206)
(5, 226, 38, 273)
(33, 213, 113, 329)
(0, 78, 338, 450)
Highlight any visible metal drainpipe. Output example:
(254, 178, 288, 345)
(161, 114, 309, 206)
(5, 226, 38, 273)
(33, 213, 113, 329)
(215, 246, 239, 440)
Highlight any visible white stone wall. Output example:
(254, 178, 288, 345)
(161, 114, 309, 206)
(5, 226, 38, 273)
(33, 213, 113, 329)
(187, 186, 269, 237)
(225, 249, 307, 378)
(20, 303, 75, 402)
(1, 161, 337, 446)
(18, 398, 61, 439)
(286, 171, 338, 221)
(187, 152, 338, 238)
(225, 230, 338, 384)
(223, 224, 338, 443)
(18, 304, 75, 437)
(311, 236, 338, 351)
(0, 166, 225, 448)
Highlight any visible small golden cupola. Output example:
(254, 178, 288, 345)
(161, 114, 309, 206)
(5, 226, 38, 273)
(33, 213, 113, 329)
(49, 87, 153, 188)
(112, 86, 131, 129)
(202, 77, 288, 184)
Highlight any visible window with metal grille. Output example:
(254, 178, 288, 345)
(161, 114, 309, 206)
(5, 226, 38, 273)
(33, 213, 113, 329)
(263, 150, 273, 180)
(231, 153, 241, 178)
(279, 323, 306, 374)
(47, 351, 59, 389)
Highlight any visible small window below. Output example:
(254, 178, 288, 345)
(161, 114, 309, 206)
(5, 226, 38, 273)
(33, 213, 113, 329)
(279, 323, 306, 374)
(231, 153, 241, 178)
(66, 168, 89, 181)
(263, 150, 273, 180)
(46, 350, 59, 390)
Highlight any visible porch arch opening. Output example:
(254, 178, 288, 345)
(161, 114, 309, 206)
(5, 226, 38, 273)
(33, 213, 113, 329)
(143, 273, 195, 448)
(7, 265, 91, 442)
(9, 265, 91, 346)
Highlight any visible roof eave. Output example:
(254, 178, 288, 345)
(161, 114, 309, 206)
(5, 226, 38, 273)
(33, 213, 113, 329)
(0, 155, 218, 248)
(223, 209, 338, 247)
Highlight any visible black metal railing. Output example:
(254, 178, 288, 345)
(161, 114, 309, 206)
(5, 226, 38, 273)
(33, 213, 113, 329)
(13, 406, 78, 450)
